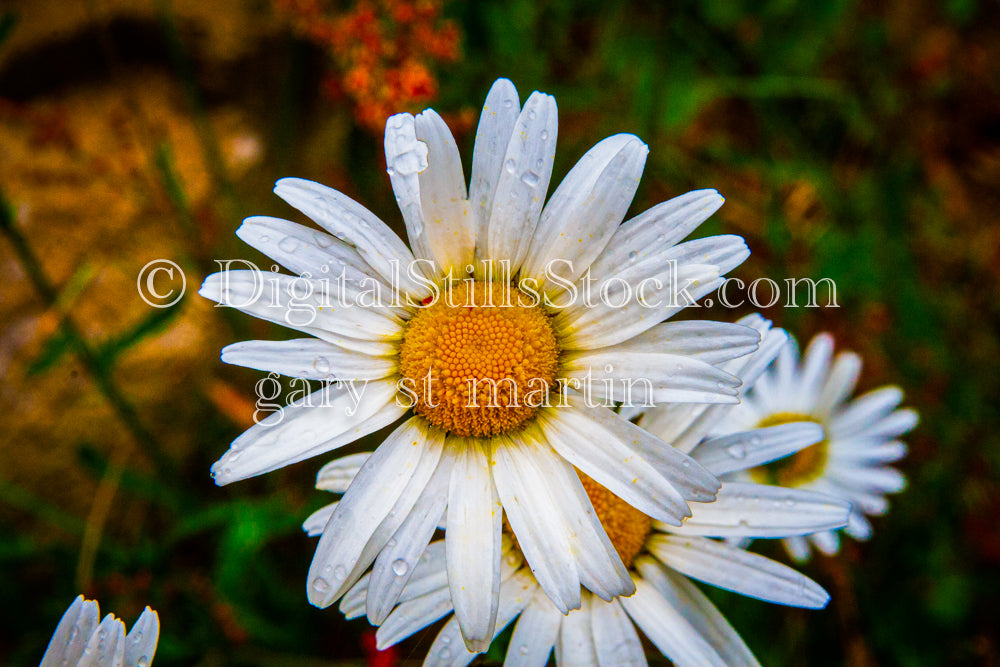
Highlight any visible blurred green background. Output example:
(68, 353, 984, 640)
(1, 0, 998, 664)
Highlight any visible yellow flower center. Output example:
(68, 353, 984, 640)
(399, 280, 559, 438)
(578, 473, 652, 569)
(749, 412, 829, 487)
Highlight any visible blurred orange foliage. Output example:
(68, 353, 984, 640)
(276, 0, 461, 133)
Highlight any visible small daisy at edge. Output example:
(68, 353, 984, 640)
(716, 331, 918, 560)
(200, 78, 757, 650)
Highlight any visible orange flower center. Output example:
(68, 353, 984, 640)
(578, 473, 652, 569)
(399, 281, 559, 438)
(749, 412, 829, 486)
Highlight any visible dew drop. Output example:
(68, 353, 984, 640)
(313, 356, 331, 374)
(439, 648, 451, 660)
(519, 645, 529, 655)
(278, 236, 300, 252)
(333, 565, 348, 580)
(749, 436, 762, 447)
(259, 235, 270, 244)
(528, 109, 536, 120)
(311, 577, 331, 594)
(503, 98, 514, 109)
(628, 250, 638, 261)
(727, 444, 747, 459)
(137, 657, 149, 667)
(313, 231, 334, 248)
(521, 171, 540, 187)
(540, 129, 549, 141)
(440, 635, 451, 645)
(504, 158, 516, 174)
(391, 559, 410, 576)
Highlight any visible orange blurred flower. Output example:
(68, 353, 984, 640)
(277, 0, 462, 133)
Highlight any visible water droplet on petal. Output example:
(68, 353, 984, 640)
(503, 99, 514, 109)
(504, 159, 516, 174)
(439, 648, 451, 660)
(628, 250, 638, 261)
(313, 231, 334, 248)
(278, 236, 300, 252)
(312, 577, 331, 594)
(519, 645, 529, 655)
(137, 657, 149, 667)
(391, 559, 410, 576)
(727, 444, 747, 459)
(521, 171, 540, 187)
(540, 130, 549, 141)
(333, 565, 348, 580)
(313, 356, 331, 374)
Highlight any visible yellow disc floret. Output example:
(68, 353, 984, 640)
(579, 473, 652, 569)
(399, 280, 559, 438)
(750, 412, 829, 487)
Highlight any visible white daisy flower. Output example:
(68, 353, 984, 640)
(717, 332, 918, 560)
(39, 595, 159, 667)
(201, 78, 756, 650)
(322, 320, 850, 665)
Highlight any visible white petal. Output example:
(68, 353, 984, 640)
(555, 263, 724, 351)
(307, 418, 444, 606)
(513, 429, 634, 601)
(614, 320, 761, 365)
(555, 596, 599, 667)
(561, 349, 741, 405)
(635, 558, 759, 667)
(222, 339, 396, 381)
(199, 271, 402, 353)
(537, 401, 702, 525)
(236, 215, 389, 288)
(316, 452, 372, 492)
(852, 408, 919, 439)
(376, 584, 455, 650)
(828, 465, 906, 493)
(830, 387, 904, 437)
(490, 434, 580, 613)
(663, 483, 850, 538)
(620, 578, 727, 667)
(77, 614, 126, 667)
(691, 422, 824, 477)
(798, 333, 834, 406)
(302, 502, 337, 537)
(273, 177, 431, 299)
(504, 586, 560, 667)
(124, 607, 159, 667)
(845, 511, 873, 541)
(385, 113, 437, 268)
(522, 134, 648, 288)
(586, 189, 726, 283)
(649, 535, 830, 608)
(808, 530, 841, 555)
(210, 379, 404, 484)
(470, 79, 521, 268)
(590, 598, 647, 667)
(815, 351, 862, 417)
(412, 109, 474, 276)
(485, 91, 558, 273)
(545, 397, 720, 505)
(341, 540, 448, 620)
(446, 439, 503, 652)
(783, 535, 812, 563)
(831, 439, 907, 464)
(366, 454, 452, 624)
(424, 568, 538, 667)
(40, 596, 100, 667)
